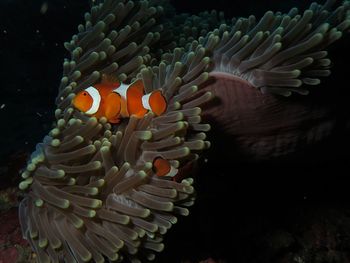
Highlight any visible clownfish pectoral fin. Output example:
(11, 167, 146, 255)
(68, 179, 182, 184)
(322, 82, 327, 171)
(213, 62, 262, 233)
(105, 92, 121, 123)
(152, 158, 178, 177)
(127, 79, 148, 118)
(148, 90, 167, 116)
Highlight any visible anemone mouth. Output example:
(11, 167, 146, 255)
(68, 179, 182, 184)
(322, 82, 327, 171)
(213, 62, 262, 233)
(203, 75, 336, 160)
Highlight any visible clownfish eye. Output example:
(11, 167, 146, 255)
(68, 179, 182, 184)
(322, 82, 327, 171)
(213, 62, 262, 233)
(83, 92, 87, 96)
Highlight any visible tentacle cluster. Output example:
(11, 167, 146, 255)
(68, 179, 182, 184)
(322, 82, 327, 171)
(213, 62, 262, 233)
(210, 0, 350, 96)
(19, 0, 350, 262)
(19, 0, 212, 262)
(165, 10, 227, 48)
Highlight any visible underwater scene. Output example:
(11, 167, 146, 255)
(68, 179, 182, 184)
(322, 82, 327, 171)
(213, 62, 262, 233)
(0, 0, 350, 262)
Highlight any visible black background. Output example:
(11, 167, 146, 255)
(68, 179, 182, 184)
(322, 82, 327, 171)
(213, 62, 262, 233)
(0, 0, 350, 262)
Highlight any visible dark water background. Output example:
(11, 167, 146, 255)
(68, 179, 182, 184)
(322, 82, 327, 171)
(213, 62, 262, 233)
(0, 0, 350, 262)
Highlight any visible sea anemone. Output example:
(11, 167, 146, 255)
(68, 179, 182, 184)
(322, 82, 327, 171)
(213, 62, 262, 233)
(18, 0, 349, 262)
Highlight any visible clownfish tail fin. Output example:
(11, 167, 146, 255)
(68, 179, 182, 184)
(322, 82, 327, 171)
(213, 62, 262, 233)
(152, 157, 171, 177)
(148, 90, 167, 116)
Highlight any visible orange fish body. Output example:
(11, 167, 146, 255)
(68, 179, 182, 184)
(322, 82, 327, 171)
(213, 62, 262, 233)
(72, 77, 167, 123)
(152, 157, 178, 178)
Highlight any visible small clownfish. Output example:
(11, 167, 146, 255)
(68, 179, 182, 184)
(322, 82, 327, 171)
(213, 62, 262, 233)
(72, 75, 167, 123)
(152, 157, 178, 178)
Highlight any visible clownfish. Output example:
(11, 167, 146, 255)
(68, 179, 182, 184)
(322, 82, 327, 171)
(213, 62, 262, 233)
(72, 75, 167, 123)
(152, 157, 178, 178)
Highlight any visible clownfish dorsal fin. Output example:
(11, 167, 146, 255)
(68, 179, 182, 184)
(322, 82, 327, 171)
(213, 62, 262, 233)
(101, 74, 119, 85)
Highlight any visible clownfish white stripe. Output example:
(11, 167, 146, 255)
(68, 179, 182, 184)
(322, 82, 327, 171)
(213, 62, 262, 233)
(85, 86, 101, 115)
(167, 165, 178, 177)
(113, 83, 130, 100)
(142, 93, 152, 111)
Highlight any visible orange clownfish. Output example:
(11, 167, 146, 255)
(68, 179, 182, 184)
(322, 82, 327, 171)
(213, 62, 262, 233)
(152, 157, 178, 177)
(72, 76, 167, 123)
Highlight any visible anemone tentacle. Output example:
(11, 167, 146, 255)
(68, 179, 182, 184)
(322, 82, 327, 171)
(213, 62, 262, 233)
(209, 0, 350, 96)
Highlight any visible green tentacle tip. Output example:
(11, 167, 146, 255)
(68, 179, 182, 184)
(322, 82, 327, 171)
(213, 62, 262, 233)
(143, 209, 151, 218)
(182, 178, 194, 185)
(51, 240, 62, 249)
(50, 128, 60, 137)
(27, 163, 36, 172)
(51, 139, 60, 147)
(292, 69, 301, 77)
(123, 162, 131, 169)
(32, 154, 45, 164)
(95, 179, 105, 187)
(68, 118, 76, 125)
(38, 238, 48, 248)
(175, 61, 183, 68)
(24, 177, 33, 184)
(82, 252, 92, 262)
(183, 185, 194, 194)
(35, 199, 44, 207)
(205, 141, 211, 148)
(88, 116, 98, 124)
(59, 199, 70, 209)
(174, 76, 182, 85)
(202, 56, 210, 64)
(138, 228, 146, 238)
(88, 210, 97, 218)
(75, 135, 84, 143)
(143, 162, 153, 170)
(183, 147, 191, 156)
(68, 178, 76, 185)
(100, 146, 110, 153)
(139, 131, 152, 140)
(202, 124, 211, 131)
(54, 108, 62, 116)
(18, 181, 29, 190)
(118, 73, 127, 81)
(73, 218, 84, 229)
(29, 230, 38, 239)
(108, 253, 119, 261)
(57, 118, 66, 128)
(91, 199, 103, 208)
(99, 116, 108, 124)
(95, 258, 105, 263)
(71, 70, 82, 80)
(173, 101, 181, 110)
(181, 208, 190, 216)
(202, 72, 209, 80)
(169, 121, 181, 131)
(90, 187, 99, 195)
(21, 171, 30, 179)
(57, 169, 65, 178)
(138, 170, 147, 178)
(98, 51, 107, 61)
